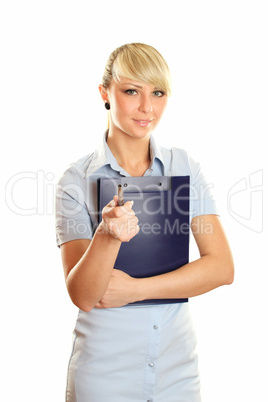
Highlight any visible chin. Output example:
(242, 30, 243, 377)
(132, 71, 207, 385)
(128, 130, 152, 140)
(128, 124, 155, 138)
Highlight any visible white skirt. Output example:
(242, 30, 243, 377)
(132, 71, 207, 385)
(66, 303, 201, 402)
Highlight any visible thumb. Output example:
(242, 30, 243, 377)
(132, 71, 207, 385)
(113, 195, 119, 206)
(107, 195, 119, 208)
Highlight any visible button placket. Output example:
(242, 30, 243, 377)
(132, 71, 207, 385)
(147, 324, 159, 369)
(143, 308, 162, 402)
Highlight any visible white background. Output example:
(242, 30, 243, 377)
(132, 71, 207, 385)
(1, 1, 267, 401)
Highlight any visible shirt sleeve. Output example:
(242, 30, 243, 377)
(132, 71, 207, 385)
(55, 167, 93, 247)
(187, 154, 219, 220)
(169, 147, 219, 221)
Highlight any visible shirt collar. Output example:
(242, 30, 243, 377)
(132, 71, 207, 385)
(85, 130, 164, 178)
(85, 130, 111, 177)
(149, 134, 164, 168)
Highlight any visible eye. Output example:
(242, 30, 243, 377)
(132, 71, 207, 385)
(153, 90, 165, 97)
(125, 89, 138, 95)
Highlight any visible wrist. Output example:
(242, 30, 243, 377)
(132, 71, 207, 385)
(97, 221, 122, 244)
(134, 277, 148, 303)
(137, 276, 160, 302)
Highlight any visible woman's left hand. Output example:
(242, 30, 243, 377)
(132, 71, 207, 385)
(95, 269, 140, 309)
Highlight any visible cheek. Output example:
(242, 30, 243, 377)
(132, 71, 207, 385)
(155, 100, 168, 118)
(112, 96, 135, 120)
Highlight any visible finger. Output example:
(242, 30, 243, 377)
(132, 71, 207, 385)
(124, 200, 134, 210)
(106, 195, 118, 208)
(120, 201, 134, 216)
(103, 196, 121, 218)
(125, 219, 140, 241)
(114, 202, 135, 219)
(113, 195, 119, 206)
(106, 200, 134, 219)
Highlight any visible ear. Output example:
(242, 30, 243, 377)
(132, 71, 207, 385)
(99, 84, 109, 103)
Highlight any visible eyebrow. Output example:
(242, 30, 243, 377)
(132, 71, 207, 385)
(121, 83, 143, 89)
(121, 82, 160, 90)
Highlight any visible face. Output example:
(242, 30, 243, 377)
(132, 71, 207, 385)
(100, 77, 168, 139)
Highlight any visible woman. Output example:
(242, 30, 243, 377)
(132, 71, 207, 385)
(55, 43, 234, 402)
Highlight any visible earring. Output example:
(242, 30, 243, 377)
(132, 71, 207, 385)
(104, 102, 110, 110)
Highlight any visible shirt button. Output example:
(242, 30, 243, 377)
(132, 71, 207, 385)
(153, 325, 158, 330)
(147, 400, 153, 402)
(148, 362, 154, 367)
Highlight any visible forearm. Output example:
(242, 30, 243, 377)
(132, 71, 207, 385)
(66, 223, 121, 311)
(136, 253, 234, 302)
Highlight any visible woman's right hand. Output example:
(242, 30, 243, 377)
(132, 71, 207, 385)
(100, 195, 140, 242)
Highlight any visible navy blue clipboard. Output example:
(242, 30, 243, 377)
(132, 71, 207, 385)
(98, 176, 190, 305)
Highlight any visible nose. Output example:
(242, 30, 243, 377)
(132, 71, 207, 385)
(138, 95, 153, 113)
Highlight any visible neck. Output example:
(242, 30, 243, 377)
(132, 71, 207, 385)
(106, 128, 151, 176)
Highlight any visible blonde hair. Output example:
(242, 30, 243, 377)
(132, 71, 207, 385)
(102, 43, 171, 96)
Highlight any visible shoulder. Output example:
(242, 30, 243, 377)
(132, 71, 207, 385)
(159, 144, 201, 177)
(57, 153, 94, 187)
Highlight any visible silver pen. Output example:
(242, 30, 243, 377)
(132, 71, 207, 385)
(118, 184, 124, 206)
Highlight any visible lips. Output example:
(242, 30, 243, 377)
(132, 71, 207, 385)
(133, 119, 152, 127)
